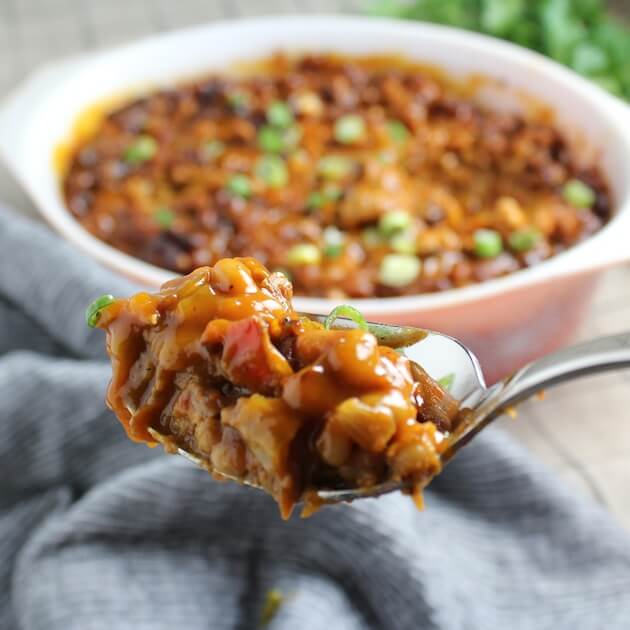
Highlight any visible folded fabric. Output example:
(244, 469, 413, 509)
(1, 205, 629, 630)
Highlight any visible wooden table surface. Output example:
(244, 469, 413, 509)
(1, 0, 628, 529)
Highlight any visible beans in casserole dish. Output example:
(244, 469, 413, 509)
(64, 54, 611, 298)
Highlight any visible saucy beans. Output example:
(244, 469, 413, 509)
(92, 258, 462, 517)
(66, 54, 611, 298)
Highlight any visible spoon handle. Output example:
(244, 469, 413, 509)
(442, 331, 630, 462)
(494, 330, 630, 408)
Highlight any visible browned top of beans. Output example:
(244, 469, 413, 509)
(93, 258, 462, 518)
(64, 54, 611, 298)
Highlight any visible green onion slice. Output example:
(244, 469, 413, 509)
(258, 124, 302, 153)
(322, 184, 343, 201)
(379, 210, 412, 236)
(286, 243, 321, 265)
(226, 174, 252, 198)
(438, 373, 455, 391)
(322, 225, 345, 258)
(508, 228, 540, 252)
(258, 126, 284, 153)
(317, 155, 355, 180)
(389, 232, 417, 254)
(227, 91, 249, 111)
(86, 294, 116, 328)
(153, 207, 174, 229)
(562, 179, 596, 209)
(123, 135, 158, 165)
(267, 101, 294, 128)
(255, 154, 288, 188)
(473, 229, 503, 259)
(261, 589, 284, 626)
(378, 254, 422, 287)
(386, 119, 410, 143)
(201, 139, 225, 161)
(282, 125, 303, 151)
(306, 191, 324, 212)
(334, 114, 366, 144)
(324, 304, 369, 331)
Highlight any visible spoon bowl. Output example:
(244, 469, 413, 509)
(150, 315, 630, 506)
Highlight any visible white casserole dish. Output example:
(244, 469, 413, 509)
(1, 15, 629, 381)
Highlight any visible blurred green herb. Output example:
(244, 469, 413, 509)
(438, 372, 455, 391)
(260, 589, 284, 626)
(153, 207, 175, 229)
(227, 90, 250, 111)
(368, 0, 630, 100)
(324, 304, 369, 331)
(86, 294, 116, 328)
(123, 135, 158, 165)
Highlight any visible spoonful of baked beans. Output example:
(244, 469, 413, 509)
(88, 258, 630, 518)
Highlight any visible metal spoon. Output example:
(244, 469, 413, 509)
(149, 316, 630, 505)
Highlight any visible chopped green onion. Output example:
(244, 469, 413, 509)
(334, 114, 366, 144)
(361, 227, 383, 248)
(258, 125, 302, 153)
(226, 174, 252, 198)
(306, 191, 325, 212)
(322, 226, 345, 258)
(86, 294, 116, 328)
(282, 125, 303, 151)
(255, 154, 288, 188)
(473, 229, 503, 259)
(386, 119, 410, 143)
(378, 254, 422, 287)
(324, 304, 369, 331)
(261, 589, 284, 626)
(562, 179, 596, 209)
(227, 91, 249, 111)
(323, 243, 344, 259)
(153, 207, 174, 229)
(438, 373, 455, 391)
(322, 184, 343, 201)
(258, 126, 285, 153)
(123, 135, 158, 165)
(200, 139, 225, 161)
(267, 100, 294, 128)
(317, 155, 355, 180)
(389, 232, 417, 254)
(508, 228, 540, 252)
(286, 243, 321, 266)
(379, 210, 412, 236)
(307, 185, 344, 212)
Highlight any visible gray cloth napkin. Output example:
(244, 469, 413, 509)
(1, 206, 629, 630)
